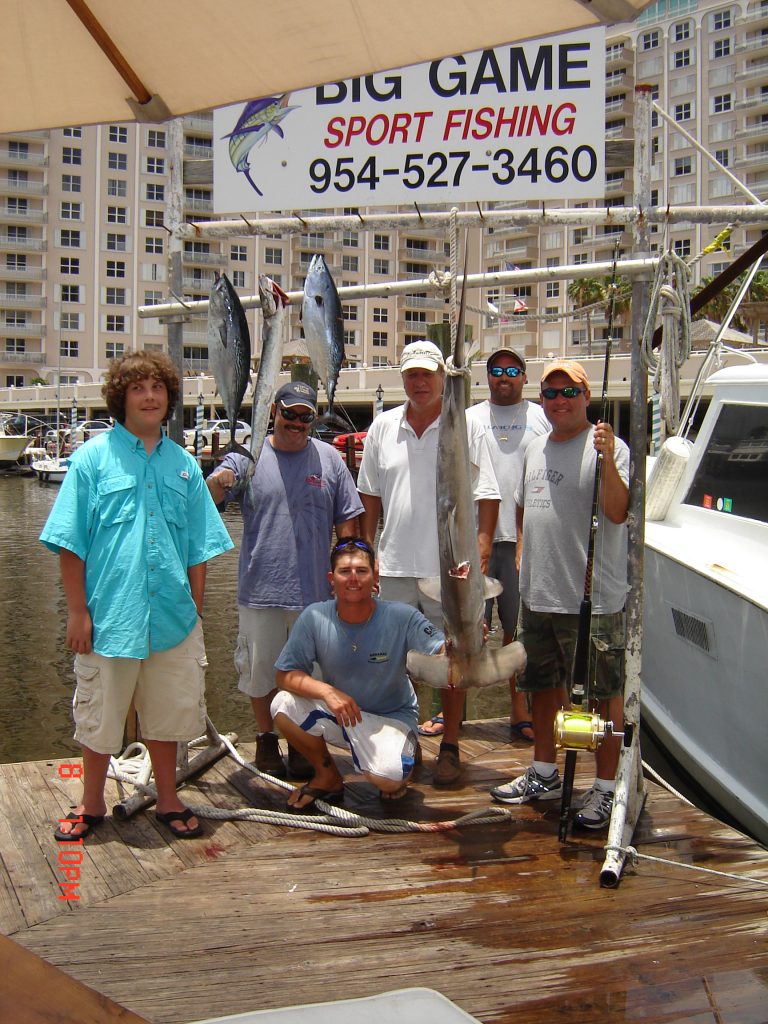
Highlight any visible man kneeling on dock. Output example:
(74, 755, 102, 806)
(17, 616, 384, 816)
(272, 539, 444, 813)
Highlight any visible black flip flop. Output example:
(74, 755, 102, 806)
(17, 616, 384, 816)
(54, 811, 105, 842)
(155, 807, 204, 839)
(286, 783, 344, 815)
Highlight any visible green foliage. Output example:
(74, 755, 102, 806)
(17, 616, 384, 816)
(692, 270, 768, 331)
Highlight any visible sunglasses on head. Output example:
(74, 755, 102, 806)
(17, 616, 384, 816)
(541, 386, 584, 400)
(331, 538, 375, 556)
(279, 404, 315, 423)
(489, 365, 522, 378)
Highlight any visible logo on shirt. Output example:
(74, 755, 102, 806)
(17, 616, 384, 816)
(368, 652, 388, 663)
(423, 624, 437, 636)
(306, 473, 325, 489)
(179, 470, 189, 480)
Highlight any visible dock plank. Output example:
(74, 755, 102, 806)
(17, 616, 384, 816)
(3, 720, 768, 1024)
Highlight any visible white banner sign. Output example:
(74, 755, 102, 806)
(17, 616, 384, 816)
(213, 27, 605, 212)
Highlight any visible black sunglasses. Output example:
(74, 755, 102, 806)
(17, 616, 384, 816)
(541, 386, 584, 400)
(489, 365, 522, 378)
(331, 538, 375, 556)
(279, 404, 315, 423)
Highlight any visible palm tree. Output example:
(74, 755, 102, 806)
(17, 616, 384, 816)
(567, 277, 605, 357)
(692, 270, 768, 332)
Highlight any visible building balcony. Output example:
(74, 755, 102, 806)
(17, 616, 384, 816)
(183, 357, 210, 374)
(1, 266, 44, 281)
(605, 97, 635, 121)
(735, 34, 768, 52)
(485, 222, 538, 241)
(0, 293, 45, 309)
(735, 60, 768, 82)
(605, 71, 634, 96)
(487, 241, 540, 265)
(398, 245, 447, 262)
(735, 121, 768, 142)
(741, 5, 768, 28)
(605, 177, 626, 194)
(0, 207, 47, 225)
(182, 249, 222, 265)
(400, 295, 447, 311)
(735, 92, 768, 112)
(605, 44, 633, 69)
(397, 318, 434, 334)
(298, 235, 342, 252)
(0, 235, 47, 252)
(183, 115, 213, 135)
(184, 144, 213, 159)
(741, 148, 768, 167)
(182, 274, 216, 291)
(1, 178, 47, 195)
(1, 322, 45, 337)
(0, 150, 48, 168)
(184, 197, 214, 214)
(0, 349, 47, 364)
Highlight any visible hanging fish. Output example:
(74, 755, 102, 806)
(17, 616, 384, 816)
(301, 254, 346, 421)
(207, 272, 252, 455)
(223, 95, 297, 196)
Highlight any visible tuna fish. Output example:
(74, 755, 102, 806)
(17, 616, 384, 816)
(244, 275, 289, 494)
(207, 272, 251, 454)
(406, 272, 527, 689)
(301, 254, 345, 419)
(224, 95, 297, 197)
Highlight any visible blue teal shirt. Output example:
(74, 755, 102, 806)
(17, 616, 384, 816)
(40, 422, 234, 658)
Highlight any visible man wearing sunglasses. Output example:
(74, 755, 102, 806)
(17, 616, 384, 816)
(465, 348, 549, 745)
(490, 360, 629, 832)
(207, 381, 364, 779)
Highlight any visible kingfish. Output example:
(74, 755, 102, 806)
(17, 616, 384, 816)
(301, 254, 345, 420)
(207, 272, 252, 454)
(406, 271, 527, 690)
(244, 275, 289, 496)
(224, 95, 297, 197)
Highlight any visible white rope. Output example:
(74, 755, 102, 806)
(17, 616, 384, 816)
(605, 844, 768, 889)
(641, 759, 694, 807)
(640, 250, 692, 438)
(449, 206, 459, 353)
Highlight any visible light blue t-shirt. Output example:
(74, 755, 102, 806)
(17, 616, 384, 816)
(275, 599, 444, 730)
(221, 439, 363, 611)
(40, 422, 233, 658)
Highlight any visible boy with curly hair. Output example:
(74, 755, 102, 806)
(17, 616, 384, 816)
(41, 351, 233, 841)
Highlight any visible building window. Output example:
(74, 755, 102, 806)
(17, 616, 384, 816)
(60, 312, 80, 330)
(184, 241, 210, 256)
(63, 127, 82, 138)
(546, 281, 560, 298)
(60, 201, 81, 220)
(673, 239, 692, 257)
(6, 375, 25, 387)
(674, 157, 692, 175)
(264, 247, 282, 265)
(105, 287, 126, 305)
(231, 245, 247, 261)
(373, 307, 388, 323)
(60, 229, 81, 247)
(108, 152, 128, 171)
(106, 260, 126, 278)
(144, 290, 164, 305)
(62, 174, 81, 192)
(232, 271, 246, 287)
(60, 257, 80, 275)
(372, 331, 388, 347)
(342, 231, 359, 247)
(106, 233, 126, 251)
(8, 141, 29, 159)
(6, 254, 27, 270)
(715, 148, 730, 167)
(62, 147, 82, 165)
(5, 338, 26, 353)
(5, 311, 27, 326)
(673, 49, 691, 69)
(106, 314, 126, 332)
(107, 206, 127, 224)
(145, 209, 163, 227)
(713, 94, 732, 114)
(373, 258, 389, 275)
(651, 136, 661, 157)
(572, 328, 587, 346)
(106, 341, 125, 359)
(61, 284, 80, 302)
(342, 304, 358, 321)
(342, 255, 359, 273)
(8, 225, 28, 243)
(146, 183, 165, 201)
(712, 38, 731, 59)
(107, 178, 127, 197)
(674, 21, 691, 41)
(60, 340, 79, 357)
(674, 103, 692, 122)
(373, 234, 390, 251)
(109, 126, 128, 143)
(343, 329, 357, 347)
(146, 156, 165, 174)
(641, 30, 659, 50)
(712, 10, 731, 31)
(573, 253, 589, 265)
(146, 236, 164, 254)
(147, 129, 166, 148)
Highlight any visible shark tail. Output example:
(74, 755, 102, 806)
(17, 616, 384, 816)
(406, 641, 527, 691)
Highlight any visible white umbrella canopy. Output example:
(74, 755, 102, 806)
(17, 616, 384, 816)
(2, 0, 652, 133)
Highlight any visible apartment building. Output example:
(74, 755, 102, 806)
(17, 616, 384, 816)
(1, 0, 766, 398)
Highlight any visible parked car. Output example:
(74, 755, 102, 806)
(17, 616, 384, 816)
(331, 431, 367, 470)
(183, 419, 251, 449)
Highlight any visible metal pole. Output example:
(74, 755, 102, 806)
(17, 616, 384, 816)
(165, 117, 185, 445)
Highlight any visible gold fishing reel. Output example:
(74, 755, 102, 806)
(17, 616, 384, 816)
(554, 709, 623, 752)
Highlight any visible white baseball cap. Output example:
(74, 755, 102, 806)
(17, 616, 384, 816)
(400, 340, 445, 373)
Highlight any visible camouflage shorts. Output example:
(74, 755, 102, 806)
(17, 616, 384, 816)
(517, 603, 625, 701)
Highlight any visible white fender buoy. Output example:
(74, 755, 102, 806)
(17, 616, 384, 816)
(646, 436, 693, 521)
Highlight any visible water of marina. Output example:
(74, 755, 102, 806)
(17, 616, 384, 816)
(0, 471, 508, 764)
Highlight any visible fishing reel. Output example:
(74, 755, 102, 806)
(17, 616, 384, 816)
(554, 708, 624, 753)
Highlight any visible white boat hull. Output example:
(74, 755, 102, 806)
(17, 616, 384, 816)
(31, 458, 68, 483)
(0, 434, 31, 467)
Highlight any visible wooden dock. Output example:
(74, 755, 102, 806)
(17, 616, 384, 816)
(2, 719, 767, 1024)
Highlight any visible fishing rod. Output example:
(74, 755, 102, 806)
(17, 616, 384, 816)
(556, 240, 623, 844)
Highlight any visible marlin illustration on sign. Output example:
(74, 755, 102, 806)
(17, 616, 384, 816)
(407, 265, 527, 690)
(224, 95, 297, 197)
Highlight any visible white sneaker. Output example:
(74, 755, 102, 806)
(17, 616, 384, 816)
(490, 767, 562, 805)
(573, 787, 614, 830)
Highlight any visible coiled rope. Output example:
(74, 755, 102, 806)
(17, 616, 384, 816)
(640, 250, 692, 438)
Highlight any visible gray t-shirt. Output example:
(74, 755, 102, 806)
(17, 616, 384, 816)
(515, 427, 629, 615)
(275, 599, 444, 730)
(221, 439, 363, 610)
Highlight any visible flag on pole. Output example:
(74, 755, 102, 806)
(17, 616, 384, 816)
(505, 263, 528, 314)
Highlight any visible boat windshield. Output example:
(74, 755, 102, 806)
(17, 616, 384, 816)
(683, 404, 768, 525)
